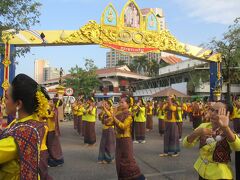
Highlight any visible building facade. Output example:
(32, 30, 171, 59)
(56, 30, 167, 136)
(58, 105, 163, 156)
(34, 60, 49, 84)
(43, 67, 62, 82)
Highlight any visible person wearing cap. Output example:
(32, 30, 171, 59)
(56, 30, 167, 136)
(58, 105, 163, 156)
(146, 100, 153, 132)
(133, 98, 146, 144)
(98, 99, 115, 164)
(159, 95, 180, 157)
(84, 97, 97, 146)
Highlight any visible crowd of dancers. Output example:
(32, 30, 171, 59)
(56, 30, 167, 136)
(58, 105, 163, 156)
(0, 73, 240, 180)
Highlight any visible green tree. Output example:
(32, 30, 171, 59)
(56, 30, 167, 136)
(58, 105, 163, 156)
(65, 59, 100, 97)
(209, 17, 240, 101)
(0, 0, 41, 55)
(129, 56, 148, 75)
(116, 60, 128, 66)
(187, 69, 209, 95)
(147, 59, 160, 77)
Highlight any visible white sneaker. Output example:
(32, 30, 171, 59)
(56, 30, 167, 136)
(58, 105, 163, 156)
(133, 140, 139, 144)
(179, 138, 182, 142)
(141, 140, 146, 144)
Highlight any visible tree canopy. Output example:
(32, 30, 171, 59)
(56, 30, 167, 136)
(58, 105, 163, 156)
(209, 17, 240, 100)
(64, 59, 100, 97)
(0, 0, 41, 55)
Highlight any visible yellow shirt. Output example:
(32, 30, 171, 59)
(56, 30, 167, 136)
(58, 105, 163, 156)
(176, 107, 183, 122)
(134, 106, 146, 123)
(183, 123, 240, 179)
(115, 114, 132, 138)
(73, 105, 78, 115)
(47, 110, 55, 132)
(77, 105, 84, 116)
(163, 104, 177, 122)
(99, 108, 114, 130)
(0, 114, 41, 180)
(232, 106, 240, 119)
(41, 125, 48, 151)
(147, 106, 153, 115)
(157, 107, 165, 120)
(85, 107, 96, 122)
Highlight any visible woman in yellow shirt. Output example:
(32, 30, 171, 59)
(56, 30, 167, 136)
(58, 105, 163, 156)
(133, 98, 146, 144)
(98, 99, 115, 164)
(183, 102, 240, 180)
(160, 95, 180, 157)
(76, 100, 84, 135)
(47, 99, 64, 167)
(157, 101, 165, 136)
(146, 100, 153, 131)
(0, 74, 50, 180)
(111, 96, 145, 180)
(84, 97, 97, 146)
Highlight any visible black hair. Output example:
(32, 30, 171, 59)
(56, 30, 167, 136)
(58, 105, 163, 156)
(11, 74, 50, 114)
(122, 96, 131, 105)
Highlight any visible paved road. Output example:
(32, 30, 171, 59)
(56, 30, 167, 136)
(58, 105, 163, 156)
(49, 118, 236, 180)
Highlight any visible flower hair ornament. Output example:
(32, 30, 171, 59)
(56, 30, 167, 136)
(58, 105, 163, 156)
(36, 85, 50, 118)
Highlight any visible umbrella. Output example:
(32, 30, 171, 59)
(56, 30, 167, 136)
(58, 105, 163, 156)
(152, 87, 189, 98)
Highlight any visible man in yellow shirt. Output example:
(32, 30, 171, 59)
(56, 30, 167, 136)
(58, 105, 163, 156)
(183, 102, 240, 180)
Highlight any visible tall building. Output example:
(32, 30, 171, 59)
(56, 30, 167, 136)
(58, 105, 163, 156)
(106, 8, 166, 68)
(43, 67, 62, 82)
(34, 60, 49, 84)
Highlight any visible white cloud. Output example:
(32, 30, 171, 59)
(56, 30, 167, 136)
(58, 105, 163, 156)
(174, 0, 240, 25)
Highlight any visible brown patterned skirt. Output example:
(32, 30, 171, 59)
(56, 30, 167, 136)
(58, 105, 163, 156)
(82, 120, 86, 137)
(158, 118, 165, 135)
(39, 150, 53, 180)
(164, 122, 180, 154)
(84, 122, 96, 145)
(98, 127, 115, 162)
(176, 122, 183, 139)
(146, 115, 153, 130)
(73, 115, 78, 130)
(77, 116, 82, 135)
(116, 138, 145, 180)
(134, 122, 146, 141)
(47, 131, 63, 160)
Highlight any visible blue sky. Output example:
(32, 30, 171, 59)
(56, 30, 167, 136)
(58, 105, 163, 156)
(16, 0, 240, 78)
